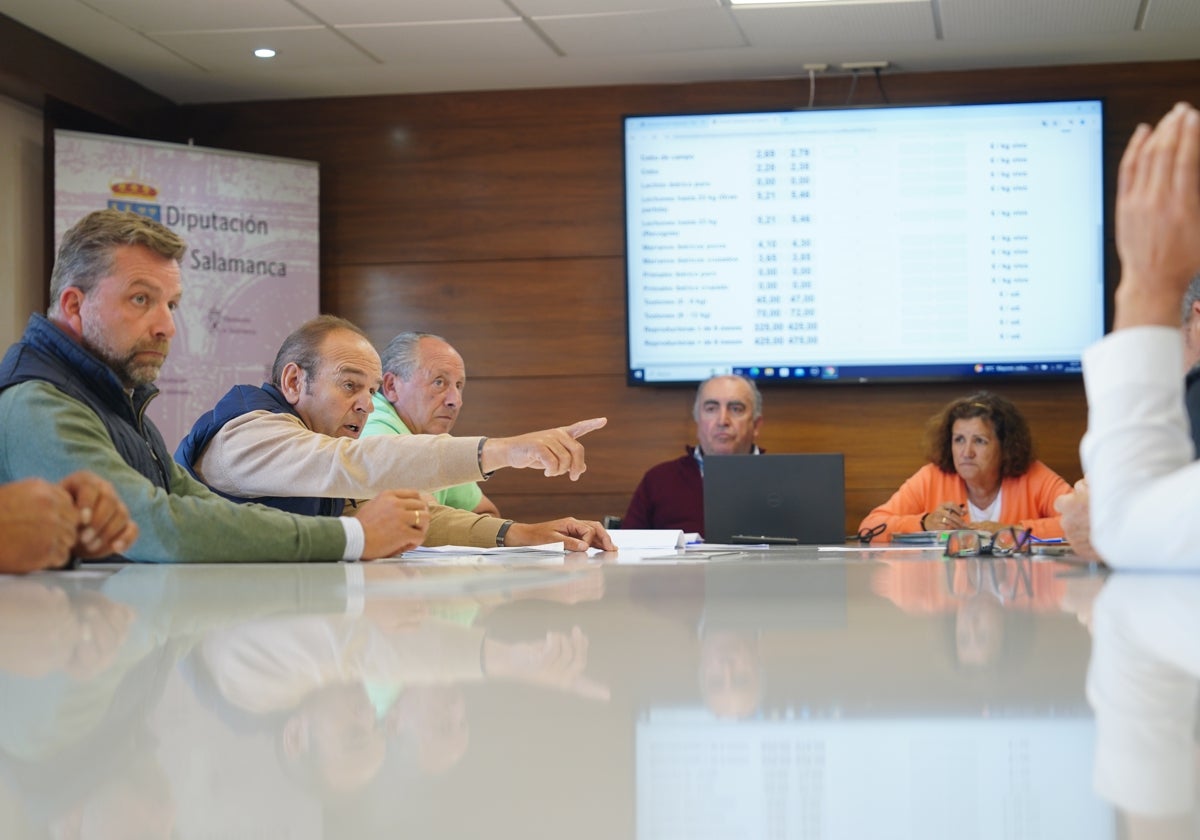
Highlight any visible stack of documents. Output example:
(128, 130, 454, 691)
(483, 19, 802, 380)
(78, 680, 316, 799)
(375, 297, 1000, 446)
(607, 530, 693, 550)
(605, 530, 756, 564)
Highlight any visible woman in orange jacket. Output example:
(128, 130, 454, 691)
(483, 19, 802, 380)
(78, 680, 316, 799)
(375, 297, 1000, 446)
(859, 391, 1071, 539)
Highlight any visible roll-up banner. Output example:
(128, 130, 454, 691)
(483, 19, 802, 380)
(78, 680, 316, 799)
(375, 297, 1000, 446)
(54, 130, 319, 449)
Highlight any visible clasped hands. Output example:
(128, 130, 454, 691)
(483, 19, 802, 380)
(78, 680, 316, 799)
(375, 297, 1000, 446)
(925, 503, 968, 531)
(0, 472, 138, 573)
(925, 503, 1013, 535)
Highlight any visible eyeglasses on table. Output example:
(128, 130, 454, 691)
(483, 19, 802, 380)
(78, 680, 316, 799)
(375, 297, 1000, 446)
(944, 527, 1032, 558)
(855, 523, 887, 545)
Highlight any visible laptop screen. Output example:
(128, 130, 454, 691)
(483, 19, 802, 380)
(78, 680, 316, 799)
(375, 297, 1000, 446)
(703, 453, 845, 544)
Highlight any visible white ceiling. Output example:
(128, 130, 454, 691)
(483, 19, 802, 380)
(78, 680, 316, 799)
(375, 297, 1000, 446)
(2, 0, 1199, 104)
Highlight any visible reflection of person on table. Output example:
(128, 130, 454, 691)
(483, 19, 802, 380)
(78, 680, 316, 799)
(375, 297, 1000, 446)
(858, 391, 1071, 538)
(871, 557, 1070, 667)
(0, 563, 370, 837)
(195, 606, 609, 793)
(0, 576, 171, 840)
(698, 628, 763, 719)
(631, 564, 845, 719)
(0, 576, 135, 680)
(1088, 573, 1200, 837)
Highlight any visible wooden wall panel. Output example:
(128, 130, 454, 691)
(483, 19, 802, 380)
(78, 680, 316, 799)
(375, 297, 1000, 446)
(182, 90, 627, 264)
(177, 60, 1194, 532)
(326, 258, 626, 377)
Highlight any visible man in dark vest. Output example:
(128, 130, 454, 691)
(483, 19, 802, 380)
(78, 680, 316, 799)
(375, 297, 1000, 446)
(174, 315, 617, 552)
(0, 209, 428, 563)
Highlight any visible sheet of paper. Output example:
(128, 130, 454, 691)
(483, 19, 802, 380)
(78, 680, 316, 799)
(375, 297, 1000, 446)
(607, 530, 692, 550)
(393, 553, 567, 566)
(401, 542, 565, 556)
(387, 543, 568, 564)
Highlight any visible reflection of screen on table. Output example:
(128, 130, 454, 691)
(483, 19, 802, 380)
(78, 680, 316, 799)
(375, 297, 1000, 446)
(636, 709, 1114, 839)
(624, 99, 1105, 386)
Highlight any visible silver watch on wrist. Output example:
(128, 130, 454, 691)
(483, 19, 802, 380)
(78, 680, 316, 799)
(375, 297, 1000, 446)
(495, 519, 514, 547)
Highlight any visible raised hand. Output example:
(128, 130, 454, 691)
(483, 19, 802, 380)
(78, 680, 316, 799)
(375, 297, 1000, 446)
(1113, 102, 1200, 330)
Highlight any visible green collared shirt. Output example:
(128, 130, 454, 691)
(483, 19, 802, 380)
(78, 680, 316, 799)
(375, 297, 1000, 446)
(361, 392, 484, 512)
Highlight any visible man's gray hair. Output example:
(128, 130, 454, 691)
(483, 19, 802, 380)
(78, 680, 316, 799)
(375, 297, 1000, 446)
(49, 209, 187, 316)
(1182, 272, 1200, 324)
(380, 331, 447, 379)
(692, 374, 763, 421)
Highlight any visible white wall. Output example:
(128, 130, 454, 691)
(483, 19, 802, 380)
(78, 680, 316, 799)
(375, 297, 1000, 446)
(0, 95, 44, 349)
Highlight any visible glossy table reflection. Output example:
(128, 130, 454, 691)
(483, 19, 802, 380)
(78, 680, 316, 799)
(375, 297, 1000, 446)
(0, 548, 1193, 839)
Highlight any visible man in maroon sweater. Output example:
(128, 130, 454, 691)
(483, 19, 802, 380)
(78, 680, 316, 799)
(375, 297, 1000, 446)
(623, 375, 763, 535)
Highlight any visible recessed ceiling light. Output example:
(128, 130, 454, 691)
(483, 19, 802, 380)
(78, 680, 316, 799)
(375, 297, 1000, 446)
(254, 48, 276, 59)
(728, 0, 832, 5)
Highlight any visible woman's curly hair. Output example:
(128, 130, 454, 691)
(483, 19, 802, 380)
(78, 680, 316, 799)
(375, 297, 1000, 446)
(926, 391, 1034, 478)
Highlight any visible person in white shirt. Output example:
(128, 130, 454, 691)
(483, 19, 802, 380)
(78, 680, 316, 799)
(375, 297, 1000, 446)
(1080, 101, 1200, 569)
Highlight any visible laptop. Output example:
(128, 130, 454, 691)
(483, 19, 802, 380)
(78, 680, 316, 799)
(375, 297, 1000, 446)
(703, 453, 846, 545)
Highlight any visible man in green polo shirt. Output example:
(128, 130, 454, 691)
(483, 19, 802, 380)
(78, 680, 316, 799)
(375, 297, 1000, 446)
(363, 332, 499, 515)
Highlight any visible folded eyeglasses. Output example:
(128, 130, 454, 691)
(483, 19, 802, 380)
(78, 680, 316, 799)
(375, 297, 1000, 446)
(943, 527, 1032, 558)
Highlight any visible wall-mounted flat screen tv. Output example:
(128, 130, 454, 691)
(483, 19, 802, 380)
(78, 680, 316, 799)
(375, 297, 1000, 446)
(623, 99, 1105, 385)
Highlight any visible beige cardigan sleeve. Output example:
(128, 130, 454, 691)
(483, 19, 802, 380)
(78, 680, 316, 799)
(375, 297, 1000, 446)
(193, 410, 486, 500)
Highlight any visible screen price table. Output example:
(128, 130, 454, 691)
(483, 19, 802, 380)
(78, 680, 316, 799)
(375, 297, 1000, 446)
(626, 112, 1102, 373)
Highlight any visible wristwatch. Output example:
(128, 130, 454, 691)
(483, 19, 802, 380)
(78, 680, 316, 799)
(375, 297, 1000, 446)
(495, 519, 514, 547)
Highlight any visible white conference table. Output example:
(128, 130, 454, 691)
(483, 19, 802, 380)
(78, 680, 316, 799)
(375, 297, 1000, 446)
(0, 546, 1193, 839)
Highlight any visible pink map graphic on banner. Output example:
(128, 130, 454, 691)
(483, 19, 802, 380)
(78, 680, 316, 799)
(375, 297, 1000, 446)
(54, 131, 319, 450)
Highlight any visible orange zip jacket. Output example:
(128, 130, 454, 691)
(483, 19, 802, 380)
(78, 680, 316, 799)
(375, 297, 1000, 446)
(858, 461, 1070, 539)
